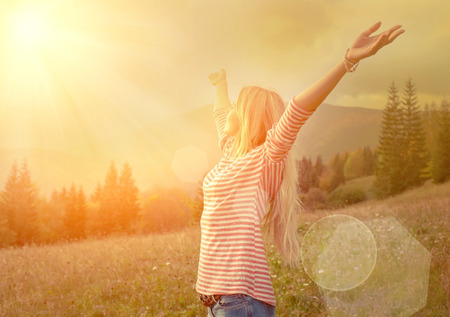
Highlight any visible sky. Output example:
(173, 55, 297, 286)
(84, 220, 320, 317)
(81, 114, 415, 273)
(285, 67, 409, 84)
(0, 0, 449, 151)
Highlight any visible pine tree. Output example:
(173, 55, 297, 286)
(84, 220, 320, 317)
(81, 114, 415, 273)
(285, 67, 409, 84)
(62, 184, 86, 239)
(401, 79, 428, 186)
(374, 82, 406, 197)
(91, 183, 103, 202)
(19, 161, 39, 244)
(1, 162, 20, 239)
(344, 149, 365, 180)
(64, 184, 78, 239)
(117, 163, 140, 232)
(98, 162, 119, 234)
(298, 157, 313, 194)
(0, 195, 17, 246)
(362, 146, 376, 176)
(76, 186, 87, 238)
(1, 161, 39, 245)
(432, 100, 450, 183)
(40, 189, 65, 243)
(423, 102, 439, 155)
(312, 155, 325, 188)
(328, 153, 346, 192)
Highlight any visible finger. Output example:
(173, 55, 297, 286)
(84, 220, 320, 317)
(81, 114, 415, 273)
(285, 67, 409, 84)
(361, 21, 382, 36)
(385, 24, 402, 38)
(387, 28, 405, 44)
(370, 32, 389, 54)
(379, 24, 401, 42)
(388, 24, 402, 33)
(374, 25, 403, 49)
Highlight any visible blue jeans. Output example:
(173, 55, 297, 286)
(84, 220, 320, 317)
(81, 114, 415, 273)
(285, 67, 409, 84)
(207, 294, 275, 317)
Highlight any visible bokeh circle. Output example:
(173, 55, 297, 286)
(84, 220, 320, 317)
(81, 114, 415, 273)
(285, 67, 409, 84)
(300, 214, 377, 291)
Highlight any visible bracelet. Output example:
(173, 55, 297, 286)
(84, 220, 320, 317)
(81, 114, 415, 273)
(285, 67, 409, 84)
(343, 48, 359, 72)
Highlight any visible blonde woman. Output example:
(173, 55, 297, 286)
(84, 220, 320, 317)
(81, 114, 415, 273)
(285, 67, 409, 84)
(196, 22, 404, 316)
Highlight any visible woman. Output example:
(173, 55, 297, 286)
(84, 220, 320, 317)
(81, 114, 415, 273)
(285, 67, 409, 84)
(196, 22, 404, 316)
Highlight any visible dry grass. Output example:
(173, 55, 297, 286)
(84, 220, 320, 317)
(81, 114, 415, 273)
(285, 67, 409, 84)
(0, 181, 448, 316)
(0, 230, 203, 316)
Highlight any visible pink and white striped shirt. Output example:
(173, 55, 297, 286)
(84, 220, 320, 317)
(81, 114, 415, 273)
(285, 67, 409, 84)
(196, 98, 314, 306)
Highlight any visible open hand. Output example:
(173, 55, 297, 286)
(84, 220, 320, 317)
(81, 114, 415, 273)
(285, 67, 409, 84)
(347, 22, 405, 63)
(208, 69, 226, 86)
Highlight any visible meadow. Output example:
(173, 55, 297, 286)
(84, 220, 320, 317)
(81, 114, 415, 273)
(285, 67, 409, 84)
(0, 181, 448, 316)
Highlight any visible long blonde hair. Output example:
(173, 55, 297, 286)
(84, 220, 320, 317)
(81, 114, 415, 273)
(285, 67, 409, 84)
(231, 86, 301, 267)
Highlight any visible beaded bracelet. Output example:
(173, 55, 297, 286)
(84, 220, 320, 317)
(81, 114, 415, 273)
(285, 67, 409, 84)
(344, 48, 359, 72)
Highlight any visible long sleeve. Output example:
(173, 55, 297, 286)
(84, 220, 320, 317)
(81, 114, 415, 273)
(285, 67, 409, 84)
(213, 108, 231, 152)
(264, 98, 315, 161)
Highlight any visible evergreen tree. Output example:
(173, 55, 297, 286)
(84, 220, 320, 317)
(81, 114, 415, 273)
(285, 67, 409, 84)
(374, 82, 406, 197)
(63, 184, 87, 239)
(362, 146, 376, 176)
(1, 161, 38, 245)
(117, 162, 140, 232)
(432, 100, 450, 183)
(401, 79, 428, 186)
(98, 161, 119, 234)
(1, 162, 20, 238)
(76, 186, 87, 238)
(312, 155, 325, 188)
(0, 198, 17, 246)
(298, 157, 313, 194)
(64, 184, 78, 239)
(39, 190, 65, 243)
(423, 102, 439, 154)
(344, 149, 365, 180)
(91, 183, 103, 202)
(18, 161, 38, 243)
(328, 153, 346, 192)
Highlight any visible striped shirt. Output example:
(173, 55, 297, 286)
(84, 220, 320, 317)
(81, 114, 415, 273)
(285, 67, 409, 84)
(196, 98, 314, 306)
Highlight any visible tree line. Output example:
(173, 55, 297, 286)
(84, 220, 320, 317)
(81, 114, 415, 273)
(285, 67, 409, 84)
(0, 161, 199, 247)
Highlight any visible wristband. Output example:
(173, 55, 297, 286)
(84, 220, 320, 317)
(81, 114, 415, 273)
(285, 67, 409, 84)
(344, 48, 359, 72)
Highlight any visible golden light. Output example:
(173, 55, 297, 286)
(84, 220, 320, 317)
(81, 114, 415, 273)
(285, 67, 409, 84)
(0, 0, 176, 160)
(10, 8, 51, 49)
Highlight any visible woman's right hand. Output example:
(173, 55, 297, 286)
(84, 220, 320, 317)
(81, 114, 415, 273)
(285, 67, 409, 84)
(208, 69, 226, 86)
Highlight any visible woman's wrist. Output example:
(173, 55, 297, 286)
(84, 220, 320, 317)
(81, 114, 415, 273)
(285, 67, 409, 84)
(343, 48, 360, 73)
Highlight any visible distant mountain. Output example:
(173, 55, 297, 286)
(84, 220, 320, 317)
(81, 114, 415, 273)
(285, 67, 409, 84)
(295, 104, 382, 162)
(0, 103, 382, 197)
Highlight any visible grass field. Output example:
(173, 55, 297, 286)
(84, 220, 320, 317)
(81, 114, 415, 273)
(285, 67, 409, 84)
(0, 181, 448, 316)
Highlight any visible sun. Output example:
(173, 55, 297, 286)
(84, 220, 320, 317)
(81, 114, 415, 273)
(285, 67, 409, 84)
(10, 8, 51, 49)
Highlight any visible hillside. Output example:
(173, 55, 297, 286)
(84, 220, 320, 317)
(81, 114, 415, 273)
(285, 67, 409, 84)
(0, 103, 382, 197)
(296, 104, 382, 162)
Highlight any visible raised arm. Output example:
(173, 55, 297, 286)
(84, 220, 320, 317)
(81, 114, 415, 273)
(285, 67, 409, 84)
(209, 69, 232, 112)
(294, 22, 405, 112)
(266, 22, 405, 161)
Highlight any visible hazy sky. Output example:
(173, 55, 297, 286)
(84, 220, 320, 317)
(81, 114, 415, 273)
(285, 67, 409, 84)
(0, 0, 449, 150)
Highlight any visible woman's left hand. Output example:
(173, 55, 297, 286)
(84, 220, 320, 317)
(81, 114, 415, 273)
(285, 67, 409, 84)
(346, 22, 405, 63)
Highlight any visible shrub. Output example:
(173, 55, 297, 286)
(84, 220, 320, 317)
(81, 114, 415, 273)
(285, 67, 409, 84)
(0, 218, 17, 247)
(303, 187, 328, 211)
(140, 187, 193, 233)
(327, 185, 367, 208)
